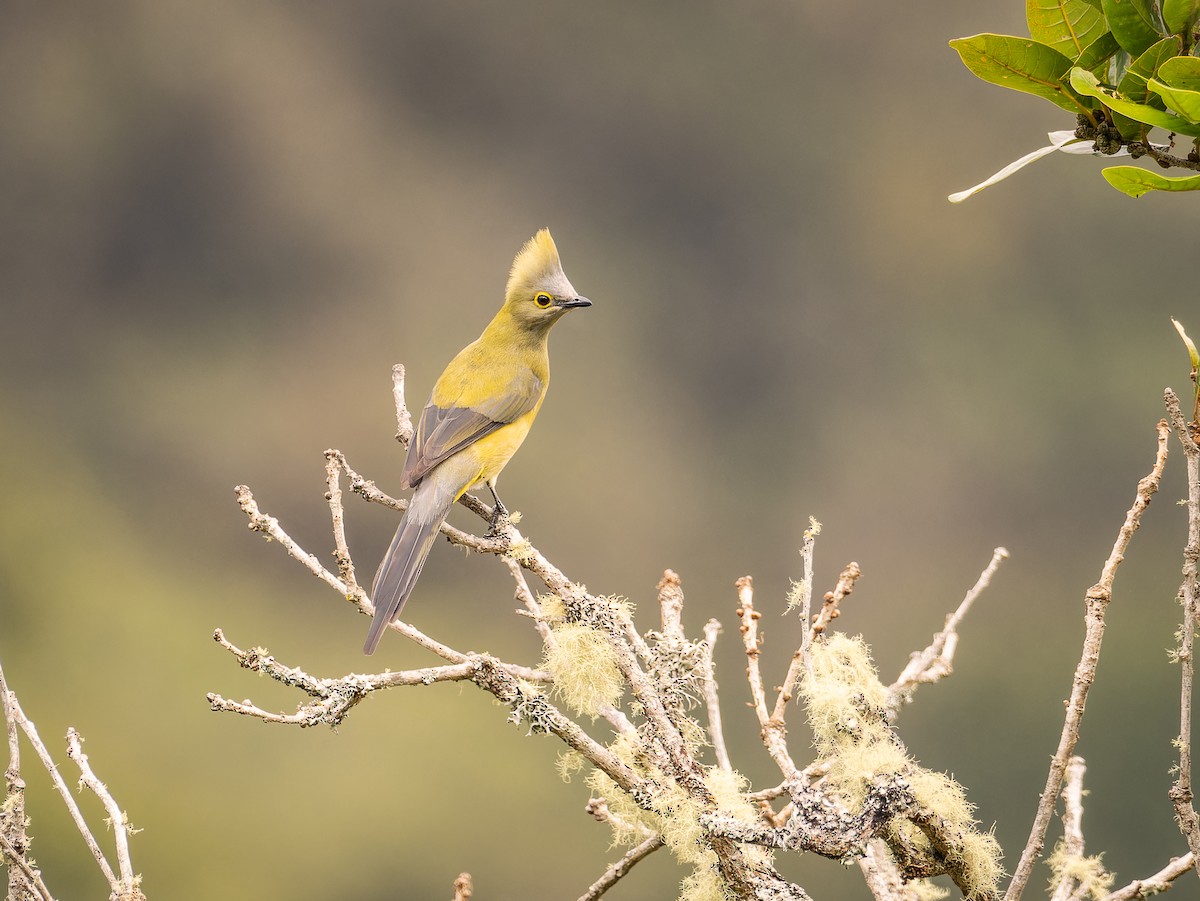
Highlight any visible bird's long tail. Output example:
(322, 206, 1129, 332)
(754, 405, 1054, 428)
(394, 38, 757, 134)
(363, 478, 456, 654)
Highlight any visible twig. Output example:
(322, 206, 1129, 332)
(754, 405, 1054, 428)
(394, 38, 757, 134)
(233, 483, 496, 667)
(451, 871, 472, 901)
(887, 547, 1009, 714)
(1166, 389, 1200, 870)
(0, 833, 56, 901)
(657, 569, 686, 641)
(737, 575, 800, 781)
(2, 659, 55, 901)
(1125, 141, 1200, 172)
(809, 562, 862, 641)
(3, 691, 120, 888)
(392, 363, 414, 447)
(324, 450, 359, 591)
(576, 833, 666, 901)
(1049, 756, 1093, 901)
(769, 525, 820, 721)
(1102, 852, 1195, 900)
(1005, 419, 1171, 901)
(206, 630, 549, 726)
(797, 520, 819, 676)
(701, 618, 732, 773)
(858, 837, 922, 901)
(65, 729, 142, 897)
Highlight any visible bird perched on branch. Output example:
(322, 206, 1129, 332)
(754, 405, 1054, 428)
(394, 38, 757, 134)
(364, 229, 591, 654)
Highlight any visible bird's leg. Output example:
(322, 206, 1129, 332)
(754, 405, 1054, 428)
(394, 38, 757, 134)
(486, 483, 509, 535)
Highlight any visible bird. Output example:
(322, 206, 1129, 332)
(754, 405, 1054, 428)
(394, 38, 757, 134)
(363, 229, 591, 654)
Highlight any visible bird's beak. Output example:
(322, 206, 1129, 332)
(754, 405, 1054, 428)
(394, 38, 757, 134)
(555, 296, 592, 309)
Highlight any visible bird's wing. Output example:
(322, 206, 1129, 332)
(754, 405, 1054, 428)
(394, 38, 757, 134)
(400, 371, 544, 488)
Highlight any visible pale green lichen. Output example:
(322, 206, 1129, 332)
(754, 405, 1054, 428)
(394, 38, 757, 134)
(909, 880, 950, 901)
(505, 537, 536, 565)
(1046, 840, 1114, 900)
(556, 750, 584, 784)
(542, 622, 624, 717)
(802, 634, 1004, 901)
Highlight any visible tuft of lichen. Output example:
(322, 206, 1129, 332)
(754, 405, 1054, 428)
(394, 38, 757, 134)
(1046, 840, 1114, 900)
(678, 864, 727, 901)
(556, 750, 584, 784)
(542, 622, 624, 717)
(909, 881, 950, 901)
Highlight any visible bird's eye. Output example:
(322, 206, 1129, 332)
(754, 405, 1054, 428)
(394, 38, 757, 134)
(534, 293, 553, 308)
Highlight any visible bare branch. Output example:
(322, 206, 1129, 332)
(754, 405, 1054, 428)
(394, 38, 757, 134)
(324, 450, 359, 592)
(810, 561, 862, 641)
(392, 363, 414, 447)
(576, 833, 665, 901)
(65, 729, 143, 897)
(1102, 853, 1195, 901)
(887, 546, 1010, 714)
(737, 575, 800, 781)
(1006, 419, 1171, 901)
(1049, 756, 1098, 901)
(859, 837, 923, 901)
(3, 691, 120, 889)
(0, 832, 56, 901)
(1166, 389, 1200, 870)
(701, 618, 733, 773)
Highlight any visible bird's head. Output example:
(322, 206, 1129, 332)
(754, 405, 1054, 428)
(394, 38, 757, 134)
(503, 229, 591, 330)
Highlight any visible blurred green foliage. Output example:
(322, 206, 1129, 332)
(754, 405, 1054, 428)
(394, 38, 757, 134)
(2, 2, 1197, 899)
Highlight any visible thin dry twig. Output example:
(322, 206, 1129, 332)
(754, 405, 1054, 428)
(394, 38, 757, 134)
(770, 525, 820, 721)
(66, 729, 141, 895)
(205, 629, 550, 726)
(1102, 852, 1195, 901)
(576, 833, 666, 901)
(1166, 389, 1200, 870)
(701, 618, 732, 773)
(809, 561, 862, 641)
(324, 450, 359, 591)
(737, 575, 800, 781)
(887, 547, 1010, 714)
(392, 363, 414, 447)
(1049, 756, 1098, 901)
(1006, 419, 1171, 901)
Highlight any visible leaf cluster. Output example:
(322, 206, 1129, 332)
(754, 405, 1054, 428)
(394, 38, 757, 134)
(951, 0, 1200, 196)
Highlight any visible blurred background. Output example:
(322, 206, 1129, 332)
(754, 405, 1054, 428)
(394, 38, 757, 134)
(2, 2, 1196, 898)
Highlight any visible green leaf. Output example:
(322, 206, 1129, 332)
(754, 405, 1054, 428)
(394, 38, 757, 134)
(1163, 0, 1200, 36)
(1070, 66, 1200, 134)
(1149, 55, 1200, 122)
(1076, 31, 1123, 72)
(951, 34, 1090, 113)
(1119, 37, 1183, 97)
(1101, 0, 1164, 55)
(1102, 165, 1200, 195)
(1157, 54, 1200, 89)
(1114, 37, 1180, 137)
(1147, 76, 1200, 121)
(1173, 318, 1200, 371)
(1027, 0, 1110, 57)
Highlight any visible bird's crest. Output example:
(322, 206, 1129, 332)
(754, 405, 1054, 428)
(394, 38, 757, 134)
(506, 229, 562, 300)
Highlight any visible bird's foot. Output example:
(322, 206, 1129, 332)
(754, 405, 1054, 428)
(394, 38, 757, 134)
(486, 504, 511, 538)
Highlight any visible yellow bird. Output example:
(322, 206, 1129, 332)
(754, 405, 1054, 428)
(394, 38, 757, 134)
(364, 229, 591, 654)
